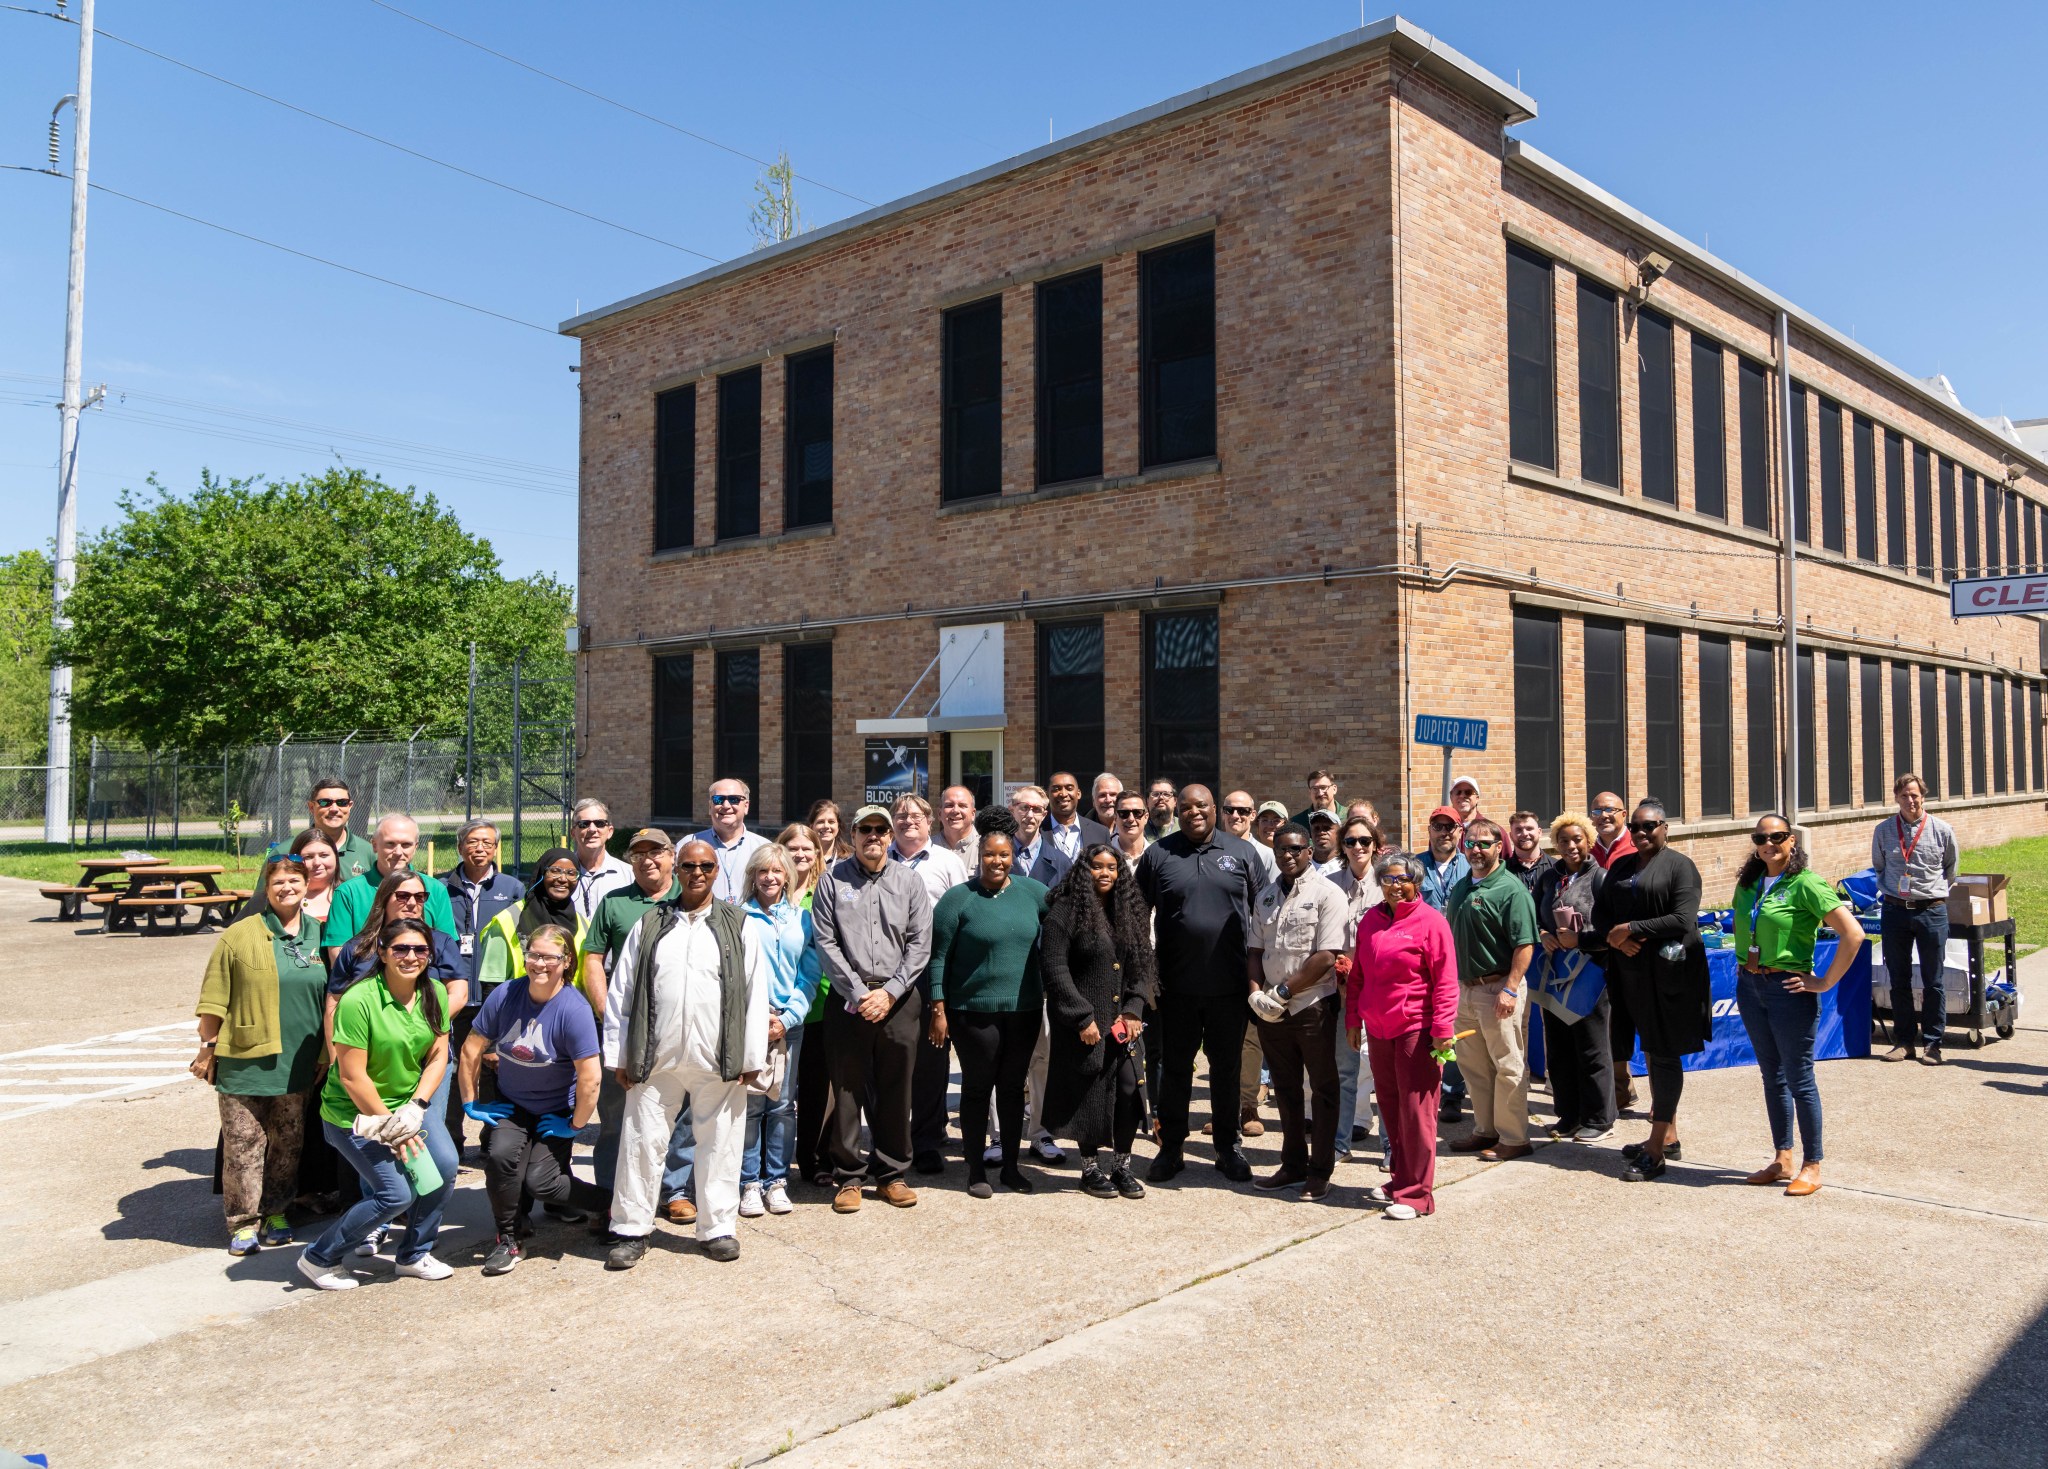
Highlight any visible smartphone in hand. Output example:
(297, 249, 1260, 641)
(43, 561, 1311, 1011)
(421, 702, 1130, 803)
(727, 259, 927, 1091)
(1110, 1016, 1129, 1044)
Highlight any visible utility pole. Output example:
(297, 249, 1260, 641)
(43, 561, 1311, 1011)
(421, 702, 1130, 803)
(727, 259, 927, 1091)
(44, 0, 95, 842)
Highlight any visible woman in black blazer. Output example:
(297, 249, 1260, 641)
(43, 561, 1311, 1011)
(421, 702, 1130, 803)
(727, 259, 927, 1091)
(1586, 799, 1711, 1182)
(1040, 843, 1159, 1199)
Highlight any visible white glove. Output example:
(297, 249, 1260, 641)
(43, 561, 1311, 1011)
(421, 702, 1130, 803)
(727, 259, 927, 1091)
(383, 1102, 425, 1143)
(352, 1113, 397, 1142)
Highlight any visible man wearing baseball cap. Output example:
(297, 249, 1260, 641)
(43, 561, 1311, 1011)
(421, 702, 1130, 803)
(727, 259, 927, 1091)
(1447, 775, 1482, 828)
(1254, 800, 1289, 850)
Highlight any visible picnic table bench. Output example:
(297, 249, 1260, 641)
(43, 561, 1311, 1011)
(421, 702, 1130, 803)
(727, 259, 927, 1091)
(38, 856, 166, 923)
(99, 864, 242, 936)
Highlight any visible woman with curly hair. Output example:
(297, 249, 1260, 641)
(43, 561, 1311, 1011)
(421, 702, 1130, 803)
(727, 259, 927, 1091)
(1040, 841, 1159, 1198)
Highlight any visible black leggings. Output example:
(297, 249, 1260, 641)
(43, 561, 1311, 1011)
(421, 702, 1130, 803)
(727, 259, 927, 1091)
(483, 1105, 612, 1235)
(1645, 1054, 1685, 1126)
(1075, 1046, 1145, 1157)
(952, 1009, 1037, 1178)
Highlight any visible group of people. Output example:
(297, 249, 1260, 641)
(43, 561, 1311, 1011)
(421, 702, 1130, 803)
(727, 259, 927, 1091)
(188, 762, 1959, 1278)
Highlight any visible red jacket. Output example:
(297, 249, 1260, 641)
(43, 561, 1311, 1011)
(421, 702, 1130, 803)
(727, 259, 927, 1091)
(1592, 831, 1636, 870)
(1346, 896, 1460, 1042)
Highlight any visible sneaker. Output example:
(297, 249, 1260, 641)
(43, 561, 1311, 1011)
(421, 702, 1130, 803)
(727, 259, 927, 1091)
(738, 1183, 765, 1218)
(1364, 1185, 1392, 1206)
(1921, 1046, 1944, 1066)
(258, 1215, 294, 1248)
(228, 1225, 260, 1256)
(1573, 1124, 1614, 1143)
(1031, 1135, 1065, 1164)
(295, 1254, 359, 1290)
(482, 1236, 521, 1276)
(1383, 1203, 1420, 1221)
(606, 1235, 650, 1270)
(982, 1142, 1003, 1165)
(353, 1228, 385, 1258)
(1247, 988, 1286, 1023)
(764, 1181, 793, 1215)
(703, 1235, 740, 1262)
(395, 1254, 453, 1281)
(1882, 1044, 1916, 1062)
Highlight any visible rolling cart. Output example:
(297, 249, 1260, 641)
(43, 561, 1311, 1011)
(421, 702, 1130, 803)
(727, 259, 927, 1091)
(1876, 916, 2019, 1049)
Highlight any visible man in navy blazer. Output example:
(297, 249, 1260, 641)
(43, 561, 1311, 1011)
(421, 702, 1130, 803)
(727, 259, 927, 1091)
(1008, 784, 1071, 886)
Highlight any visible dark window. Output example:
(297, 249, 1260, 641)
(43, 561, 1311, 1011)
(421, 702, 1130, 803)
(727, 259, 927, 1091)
(1506, 245, 1556, 470)
(2006, 487, 2021, 576)
(942, 297, 1003, 502)
(1940, 459, 1958, 583)
(1853, 415, 1876, 562)
(1035, 268, 1104, 486)
(1860, 659, 1885, 806)
(1638, 310, 1675, 505)
(1963, 468, 1980, 577)
(1139, 235, 1216, 469)
(1993, 677, 2010, 794)
(782, 642, 833, 823)
(1791, 387, 1811, 543)
(1576, 279, 1620, 488)
(1885, 429, 1906, 571)
(1945, 669, 1965, 798)
(1891, 663, 1913, 794)
(1738, 357, 1771, 531)
(1691, 336, 1726, 518)
(1796, 649, 1817, 811)
(654, 384, 697, 551)
(1583, 619, 1628, 806)
(1037, 619, 1106, 788)
(1919, 666, 1941, 799)
(715, 365, 762, 541)
(2029, 500, 2041, 574)
(1826, 652, 1851, 807)
(1819, 397, 1844, 554)
(1144, 610, 1219, 795)
(1984, 475, 2002, 575)
(2033, 683, 2044, 790)
(714, 648, 761, 797)
(1914, 445, 1934, 581)
(1746, 643, 1777, 812)
(1969, 672, 1987, 796)
(783, 346, 834, 529)
(1645, 628, 1683, 817)
(2009, 676, 2026, 791)
(1699, 635, 1732, 817)
(651, 654, 695, 825)
(1513, 610, 1563, 822)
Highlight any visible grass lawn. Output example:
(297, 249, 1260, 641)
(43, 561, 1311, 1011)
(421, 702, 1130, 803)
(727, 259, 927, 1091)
(1958, 834, 2047, 954)
(0, 845, 267, 887)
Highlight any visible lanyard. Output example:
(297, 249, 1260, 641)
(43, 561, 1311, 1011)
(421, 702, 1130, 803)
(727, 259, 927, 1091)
(1895, 816, 1926, 895)
(1747, 875, 1781, 955)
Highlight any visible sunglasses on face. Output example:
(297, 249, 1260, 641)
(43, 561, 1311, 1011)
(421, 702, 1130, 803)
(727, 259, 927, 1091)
(383, 943, 430, 958)
(1429, 821, 1457, 833)
(1275, 843, 1310, 857)
(677, 860, 718, 873)
(855, 824, 892, 837)
(1118, 809, 1146, 820)
(1751, 831, 1793, 846)
(1341, 836, 1374, 848)
(391, 890, 426, 904)
(1628, 822, 1664, 836)
(709, 794, 745, 806)
(1221, 806, 1254, 817)
(313, 797, 351, 809)
(1464, 838, 1498, 850)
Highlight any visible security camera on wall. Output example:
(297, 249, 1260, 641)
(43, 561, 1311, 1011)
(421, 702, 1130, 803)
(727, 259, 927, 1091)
(1638, 251, 1673, 289)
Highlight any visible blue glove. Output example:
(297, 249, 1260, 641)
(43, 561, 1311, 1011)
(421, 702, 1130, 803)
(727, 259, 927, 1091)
(463, 1101, 513, 1125)
(534, 1112, 580, 1140)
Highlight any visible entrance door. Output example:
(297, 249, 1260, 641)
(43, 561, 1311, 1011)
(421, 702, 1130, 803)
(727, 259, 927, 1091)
(950, 731, 1002, 811)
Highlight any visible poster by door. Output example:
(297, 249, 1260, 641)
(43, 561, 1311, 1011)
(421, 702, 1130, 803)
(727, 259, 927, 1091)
(864, 737, 929, 807)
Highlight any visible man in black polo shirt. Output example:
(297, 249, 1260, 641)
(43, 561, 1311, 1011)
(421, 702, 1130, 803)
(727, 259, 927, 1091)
(1135, 784, 1263, 1184)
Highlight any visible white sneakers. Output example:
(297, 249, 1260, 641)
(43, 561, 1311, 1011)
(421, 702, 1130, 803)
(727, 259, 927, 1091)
(352, 1227, 384, 1258)
(394, 1254, 452, 1280)
(738, 1183, 766, 1218)
(764, 1181, 793, 1215)
(1383, 1203, 1420, 1221)
(1032, 1134, 1065, 1163)
(296, 1254, 359, 1291)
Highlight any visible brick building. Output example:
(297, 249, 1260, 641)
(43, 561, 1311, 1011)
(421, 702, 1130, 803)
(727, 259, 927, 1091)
(563, 16, 2046, 887)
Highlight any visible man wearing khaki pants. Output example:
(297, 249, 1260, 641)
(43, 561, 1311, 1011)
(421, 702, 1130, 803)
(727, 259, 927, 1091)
(1444, 817, 1539, 1161)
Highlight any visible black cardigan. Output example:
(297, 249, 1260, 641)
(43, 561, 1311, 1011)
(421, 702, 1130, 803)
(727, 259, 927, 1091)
(1038, 900, 1158, 1139)
(1587, 845, 1712, 1057)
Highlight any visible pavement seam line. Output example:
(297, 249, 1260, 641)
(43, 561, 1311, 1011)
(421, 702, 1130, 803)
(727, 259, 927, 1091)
(747, 1222, 1003, 1362)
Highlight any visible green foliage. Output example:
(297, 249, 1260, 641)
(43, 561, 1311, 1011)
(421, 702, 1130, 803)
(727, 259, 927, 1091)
(53, 468, 572, 750)
(0, 549, 55, 759)
(748, 151, 806, 250)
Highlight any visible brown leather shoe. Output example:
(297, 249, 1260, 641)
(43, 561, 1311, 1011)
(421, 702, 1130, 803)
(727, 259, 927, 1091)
(1480, 1143, 1533, 1161)
(1449, 1134, 1499, 1154)
(1785, 1165, 1822, 1197)
(1882, 1045, 1916, 1063)
(1200, 1120, 1214, 1135)
(1300, 1178, 1331, 1201)
(832, 1185, 862, 1214)
(1239, 1107, 1266, 1139)
(878, 1180, 918, 1208)
(663, 1197, 697, 1225)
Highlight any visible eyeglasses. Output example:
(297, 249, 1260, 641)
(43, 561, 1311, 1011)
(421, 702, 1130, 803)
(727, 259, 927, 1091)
(391, 890, 426, 904)
(1381, 873, 1417, 886)
(1221, 805, 1254, 816)
(709, 794, 745, 806)
(312, 797, 351, 808)
(1591, 805, 1623, 816)
(527, 953, 567, 967)
(383, 943, 430, 958)
(266, 850, 305, 865)
(676, 860, 719, 873)
(1341, 836, 1374, 848)
(575, 818, 612, 829)
(1751, 831, 1793, 846)
(542, 865, 579, 881)
(1627, 821, 1665, 836)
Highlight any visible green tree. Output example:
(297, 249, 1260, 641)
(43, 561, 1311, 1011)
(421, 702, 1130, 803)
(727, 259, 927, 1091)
(747, 151, 806, 250)
(0, 549, 55, 759)
(54, 468, 572, 750)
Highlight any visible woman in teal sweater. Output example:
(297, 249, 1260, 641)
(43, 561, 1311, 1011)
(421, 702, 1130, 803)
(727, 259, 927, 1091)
(928, 811, 1050, 1199)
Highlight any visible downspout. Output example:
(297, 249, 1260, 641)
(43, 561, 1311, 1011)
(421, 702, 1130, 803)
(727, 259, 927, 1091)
(1777, 309, 1801, 818)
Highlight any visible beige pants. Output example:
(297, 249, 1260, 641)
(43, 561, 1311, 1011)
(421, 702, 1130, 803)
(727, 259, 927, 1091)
(1239, 1026, 1265, 1111)
(1454, 981, 1529, 1148)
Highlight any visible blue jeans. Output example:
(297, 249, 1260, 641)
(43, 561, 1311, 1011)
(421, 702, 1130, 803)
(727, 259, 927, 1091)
(740, 1025, 803, 1188)
(356, 1062, 455, 1206)
(308, 1116, 457, 1267)
(660, 1101, 696, 1201)
(1334, 1023, 1362, 1154)
(1881, 900, 1949, 1047)
(1736, 970, 1823, 1163)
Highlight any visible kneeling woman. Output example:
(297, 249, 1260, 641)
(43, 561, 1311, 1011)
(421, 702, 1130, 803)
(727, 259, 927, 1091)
(1041, 844, 1157, 1198)
(460, 923, 611, 1273)
(1731, 814, 1865, 1197)
(298, 918, 458, 1289)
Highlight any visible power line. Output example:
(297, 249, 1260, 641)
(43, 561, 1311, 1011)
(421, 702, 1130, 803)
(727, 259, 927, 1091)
(91, 25, 720, 263)
(362, 0, 874, 207)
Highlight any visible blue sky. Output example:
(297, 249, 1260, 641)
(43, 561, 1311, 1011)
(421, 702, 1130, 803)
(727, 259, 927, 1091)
(2, 2, 2041, 590)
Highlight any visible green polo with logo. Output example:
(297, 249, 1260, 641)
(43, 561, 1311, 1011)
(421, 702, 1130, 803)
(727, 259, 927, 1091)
(323, 863, 458, 949)
(1446, 865, 1539, 982)
(326, 828, 379, 883)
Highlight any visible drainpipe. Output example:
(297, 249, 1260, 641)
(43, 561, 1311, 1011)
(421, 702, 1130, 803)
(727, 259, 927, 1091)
(1777, 309, 1801, 818)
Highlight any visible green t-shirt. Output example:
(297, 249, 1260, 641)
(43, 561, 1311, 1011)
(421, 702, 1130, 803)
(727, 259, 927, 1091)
(1446, 866, 1540, 981)
(1733, 868, 1843, 975)
(323, 865, 458, 949)
(586, 877, 682, 968)
(320, 975, 450, 1127)
(929, 876, 1050, 1013)
(215, 911, 329, 1097)
(327, 829, 379, 884)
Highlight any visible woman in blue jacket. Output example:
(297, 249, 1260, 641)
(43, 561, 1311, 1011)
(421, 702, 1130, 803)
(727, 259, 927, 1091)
(737, 843, 820, 1218)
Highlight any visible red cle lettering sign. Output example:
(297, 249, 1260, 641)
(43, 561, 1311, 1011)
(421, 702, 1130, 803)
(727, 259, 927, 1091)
(1950, 573, 2048, 618)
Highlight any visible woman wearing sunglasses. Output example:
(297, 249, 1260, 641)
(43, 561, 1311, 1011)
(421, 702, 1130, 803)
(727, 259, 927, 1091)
(298, 918, 458, 1288)
(1730, 815, 1864, 1197)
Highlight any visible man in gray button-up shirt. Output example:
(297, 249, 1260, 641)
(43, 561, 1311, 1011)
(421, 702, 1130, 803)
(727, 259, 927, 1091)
(1872, 773, 1961, 1063)
(812, 806, 934, 1207)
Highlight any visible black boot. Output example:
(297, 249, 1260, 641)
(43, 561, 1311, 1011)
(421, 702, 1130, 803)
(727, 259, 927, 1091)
(1110, 1153, 1146, 1199)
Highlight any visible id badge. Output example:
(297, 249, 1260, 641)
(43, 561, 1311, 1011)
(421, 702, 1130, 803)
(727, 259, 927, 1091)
(460, 934, 475, 957)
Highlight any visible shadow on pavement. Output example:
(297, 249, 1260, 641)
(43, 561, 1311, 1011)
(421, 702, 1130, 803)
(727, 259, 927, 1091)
(1907, 1295, 2048, 1465)
(1511, 1136, 1756, 1191)
(1937, 1056, 2048, 1078)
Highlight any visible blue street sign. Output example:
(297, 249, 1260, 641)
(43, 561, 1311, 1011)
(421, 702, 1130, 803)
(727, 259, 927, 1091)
(1413, 714, 1488, 751)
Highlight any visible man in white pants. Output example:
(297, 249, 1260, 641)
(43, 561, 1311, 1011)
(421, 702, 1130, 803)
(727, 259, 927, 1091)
(602, 838, 768, 1268)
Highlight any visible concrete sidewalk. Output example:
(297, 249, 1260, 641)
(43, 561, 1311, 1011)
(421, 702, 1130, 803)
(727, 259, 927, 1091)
(0, 873, 2043, 1467)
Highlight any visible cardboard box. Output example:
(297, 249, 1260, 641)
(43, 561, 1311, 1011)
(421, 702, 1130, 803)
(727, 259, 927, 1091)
(1947, 874, 2009, 927)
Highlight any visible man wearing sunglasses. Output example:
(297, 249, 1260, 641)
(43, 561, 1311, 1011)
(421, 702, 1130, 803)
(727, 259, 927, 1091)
(1219, 791, 1278, 883)
(1445, 817, 1539, 1161)
(691, 780, 768, 906)
(306, 778, 377, 882)
(1418, 805, 1472, 1123)
(570, 798, 635, 919)
(324, 814, 459, 960)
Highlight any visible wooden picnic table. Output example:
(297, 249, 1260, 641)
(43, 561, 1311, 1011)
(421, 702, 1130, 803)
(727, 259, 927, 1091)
(94, 863, 244, 937)
(38, 856, 168, 923)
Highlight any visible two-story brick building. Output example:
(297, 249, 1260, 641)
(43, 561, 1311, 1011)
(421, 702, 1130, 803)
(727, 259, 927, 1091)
(563, 16, 2046, 887)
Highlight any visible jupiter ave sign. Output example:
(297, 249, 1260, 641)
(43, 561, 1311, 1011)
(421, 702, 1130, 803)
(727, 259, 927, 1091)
(1951, 573, 2048, 618)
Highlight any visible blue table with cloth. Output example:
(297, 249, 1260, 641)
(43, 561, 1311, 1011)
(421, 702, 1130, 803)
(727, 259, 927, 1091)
(1526, 938, 1872, 1076)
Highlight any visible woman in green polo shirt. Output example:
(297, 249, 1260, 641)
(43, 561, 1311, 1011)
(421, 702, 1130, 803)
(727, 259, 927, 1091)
(297, 917, 458, 1289)
(191, 855, 328, 1255)
(1730, 813, 1866, 1199)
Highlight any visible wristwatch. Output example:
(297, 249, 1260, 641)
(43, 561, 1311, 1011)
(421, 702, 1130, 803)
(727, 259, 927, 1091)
(410, 1095, 432, 1110)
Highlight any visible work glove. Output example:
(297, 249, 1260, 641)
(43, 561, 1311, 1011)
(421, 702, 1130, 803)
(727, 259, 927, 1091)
(534, 1112, 580, 1140)
(382, 1101, 426, 1143)
(464, 1101, 514, 1126)
(1247, 987, 1287, 1024)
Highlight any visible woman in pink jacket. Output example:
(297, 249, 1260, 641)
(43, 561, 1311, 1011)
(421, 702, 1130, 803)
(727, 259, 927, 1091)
(1345, 850, 1460, 1219)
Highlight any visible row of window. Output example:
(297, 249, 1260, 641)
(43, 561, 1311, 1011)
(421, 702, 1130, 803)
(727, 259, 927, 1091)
(651, 642, 835, 826)
(1507, 244, 2038, 580)
(651, 235, 1218, 552)
(1513, 609, 2045, 824)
